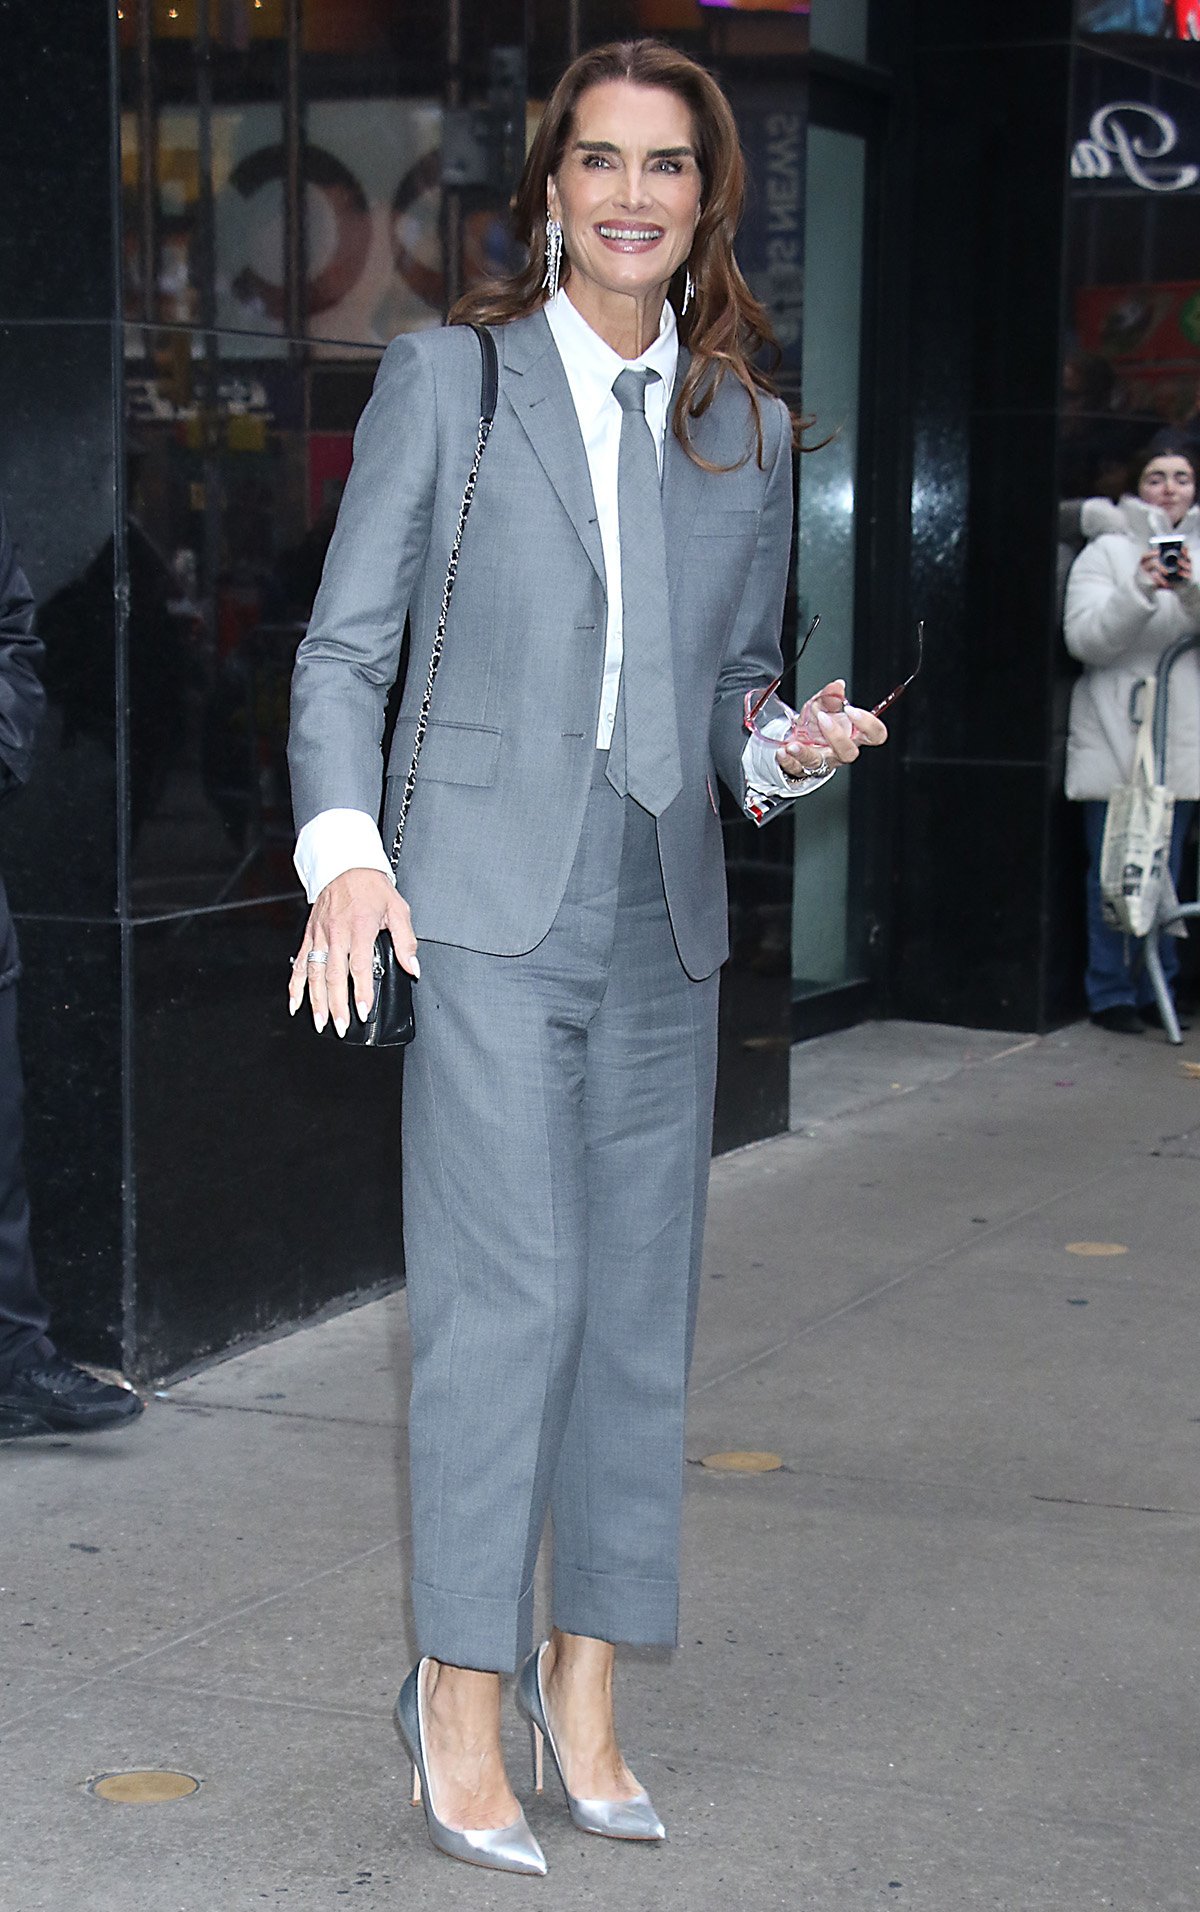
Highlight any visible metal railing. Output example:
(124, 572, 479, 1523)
(1139, 632, 1200, 1044)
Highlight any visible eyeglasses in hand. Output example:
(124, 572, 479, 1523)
(743, 617, 925, 747)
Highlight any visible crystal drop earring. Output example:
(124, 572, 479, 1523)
(682, 266, 695, 317)
(543, 217, 563, 301)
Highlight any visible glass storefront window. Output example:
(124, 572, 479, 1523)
(792, 122, 867, 997)
(114, 1, 824, 1122)
(121, 321, 383, 914)
(1078, 1, 1200, 37)
(1061, 50, 1200, 508)
(809, 0, 869, 64)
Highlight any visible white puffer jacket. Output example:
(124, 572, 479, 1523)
(1064, 495, 1200, 800)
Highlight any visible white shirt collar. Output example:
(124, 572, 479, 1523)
(543, 287, 678, 418)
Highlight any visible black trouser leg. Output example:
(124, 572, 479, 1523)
(0, 983, 50, 1384)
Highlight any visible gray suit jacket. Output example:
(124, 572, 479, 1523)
(288, 311, 794, 980)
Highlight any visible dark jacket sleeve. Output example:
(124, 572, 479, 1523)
(0, 504, 46, 791)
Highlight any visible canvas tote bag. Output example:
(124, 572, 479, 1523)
(1099, 676, 1179, 940)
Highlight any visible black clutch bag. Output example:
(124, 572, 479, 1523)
(322, 323, 498, 1049)
(334, 932, 415, 1049)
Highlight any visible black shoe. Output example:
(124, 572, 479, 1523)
(1089, 1005, 1146, 1035)
(0, 1351, 143, 1432)
(0, 1404, 53, 1439)
(1138, 1003, 1192, 1032)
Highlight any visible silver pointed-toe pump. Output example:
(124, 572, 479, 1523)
(515, 1642, 666, 1842)
(394, 1659, 548, 1876)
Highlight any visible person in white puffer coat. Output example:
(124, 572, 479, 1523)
(1064, 432, 1200, 1034)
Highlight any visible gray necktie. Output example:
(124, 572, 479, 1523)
(605, 367, 683, 817)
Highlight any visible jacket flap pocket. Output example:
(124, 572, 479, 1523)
(417, 720, 502, 786)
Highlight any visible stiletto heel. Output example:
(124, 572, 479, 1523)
(531, 1719, 544, 1793)
(515, 1643, 666, 1842)
(394, 1659, 548, 1876)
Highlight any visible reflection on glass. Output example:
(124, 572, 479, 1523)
(0, 325, 119, 914)
(809, 0, 867, 62)
(793, 123, 866, 997)
(1077, 1, 1198, 36)
(303, 98, 446, 346)
(119, 2, 528, 350)
(124, 97, 455, 345)
(695, 0, 807, 12)
(122, 325, 379, 914)
(1061, 51, 1200, 514)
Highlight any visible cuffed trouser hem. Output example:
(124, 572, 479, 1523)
(412, 1576, 536, 1675)
(552, 1562, 679, 1649)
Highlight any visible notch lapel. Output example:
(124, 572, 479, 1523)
(500, 313, 606, 591)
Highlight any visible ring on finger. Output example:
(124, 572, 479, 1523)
(787, 751, 832, 782)
(307, 950, 330, 966)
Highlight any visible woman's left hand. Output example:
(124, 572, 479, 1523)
(776, 678, 888, 778)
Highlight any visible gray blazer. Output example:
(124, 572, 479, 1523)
(288, 310, 794, 980)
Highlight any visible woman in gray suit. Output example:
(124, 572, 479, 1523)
(288, 38, 885, 1877)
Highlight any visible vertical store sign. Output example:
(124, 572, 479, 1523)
(727, 80, 808, 385)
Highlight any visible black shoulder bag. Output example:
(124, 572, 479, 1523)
(322, 322, 498, 1048)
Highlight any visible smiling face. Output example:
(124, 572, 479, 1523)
(547, 79, 702, 345)
(1138, 454, 1196, 527)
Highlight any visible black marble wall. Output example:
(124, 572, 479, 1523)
(896, 4, 1083, 1029)
(0, 3, 126, 1368)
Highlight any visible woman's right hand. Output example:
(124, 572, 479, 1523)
(1138, 551, 1173, 592)
(288, 868, 419, 1036)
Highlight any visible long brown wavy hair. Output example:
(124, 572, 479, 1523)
(448, 38, 801, 472)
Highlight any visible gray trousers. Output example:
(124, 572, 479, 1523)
(401, 759, 720, 1672)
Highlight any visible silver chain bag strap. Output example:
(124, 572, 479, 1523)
(324, 322, 499, 1048)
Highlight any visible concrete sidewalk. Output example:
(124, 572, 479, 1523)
(3, 1019, 1200, 1911)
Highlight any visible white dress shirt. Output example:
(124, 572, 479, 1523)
(294, 291, 821, 904)
(543, 286, 675, 749)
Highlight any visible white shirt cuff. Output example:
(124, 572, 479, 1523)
(293, 808, 395, 904)
(742, 732, 835, 801)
